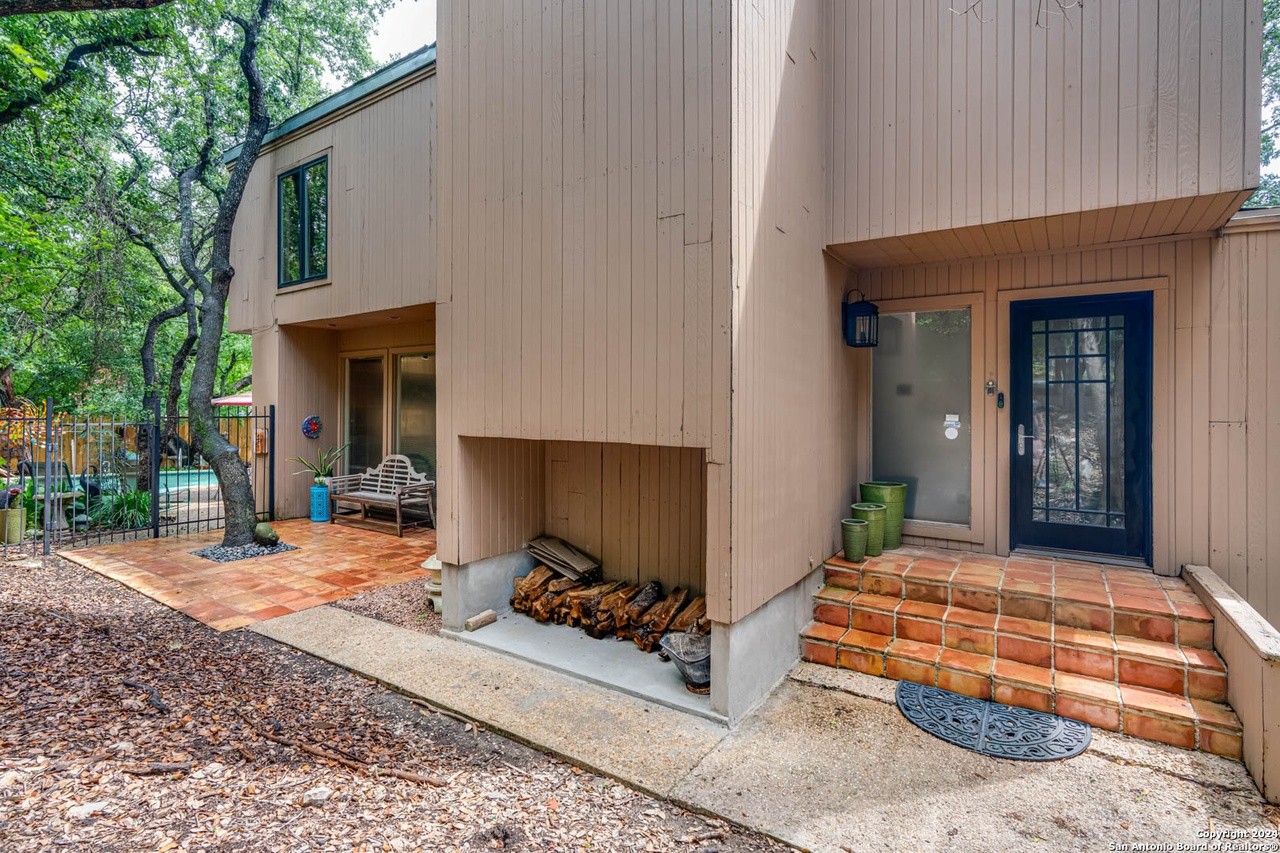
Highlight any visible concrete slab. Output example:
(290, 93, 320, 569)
(250, 606, 727, 797)
(254, 608, 1277, 853)
(445, 612, 721, 723)
(675, 677, 1274, 852)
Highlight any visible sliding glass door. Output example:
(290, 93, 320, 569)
(395, 353, 436, 479)
(345, 356, 384, 474)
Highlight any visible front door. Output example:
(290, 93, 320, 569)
(1009, 293, 1152, 562)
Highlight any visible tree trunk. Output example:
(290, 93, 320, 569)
(187, 287, 256, 545)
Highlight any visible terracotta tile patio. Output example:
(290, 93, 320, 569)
(62, 519, 436, 631)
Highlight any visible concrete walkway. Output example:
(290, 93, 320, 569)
(252, 607, 1278, 852)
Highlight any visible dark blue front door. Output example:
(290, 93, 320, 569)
(1010, 293, 1153, 562)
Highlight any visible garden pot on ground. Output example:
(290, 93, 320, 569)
(851, 502, 887, 557)
(860, 481, 908, 549)
(0, 507, 26, 545)
(310, 484, 331, 522)
(841, 518, 869, 563)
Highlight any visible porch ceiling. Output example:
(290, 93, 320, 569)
(827, 190, 1249, 271)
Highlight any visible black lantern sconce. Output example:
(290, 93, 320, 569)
(842, 289, 879, 348)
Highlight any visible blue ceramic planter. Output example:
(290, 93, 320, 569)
(310, 484, 331, 522)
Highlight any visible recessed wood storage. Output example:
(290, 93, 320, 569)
(511, 567, 709, 653)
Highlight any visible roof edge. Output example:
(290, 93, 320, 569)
(223, 42, 436, 165)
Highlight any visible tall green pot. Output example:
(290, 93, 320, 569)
(850, 502, 886, 557)
(1, 507, 26, 545)
(840, 518, 868, 563)
(860, 481, 907, 549)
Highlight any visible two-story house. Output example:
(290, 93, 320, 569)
(229, 1, 1280, 801)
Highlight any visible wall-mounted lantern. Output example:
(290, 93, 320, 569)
(842, 290, 879, 348)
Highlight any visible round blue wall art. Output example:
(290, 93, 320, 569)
(301, 415, 323, 439)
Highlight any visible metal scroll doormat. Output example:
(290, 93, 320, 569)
(896, 681, 1092, 761)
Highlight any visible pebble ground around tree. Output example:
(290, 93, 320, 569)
(0, 555, 783, 853)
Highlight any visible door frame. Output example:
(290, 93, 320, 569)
(338, 345, 438, 474)
(1007, 291, 1154, 563)
(996, 276, 1170, 569)
(858, 291, 987, 545)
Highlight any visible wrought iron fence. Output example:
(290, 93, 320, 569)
(0, 399, 274, 557)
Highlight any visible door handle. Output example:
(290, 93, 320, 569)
(1017, 423, 1031, 456)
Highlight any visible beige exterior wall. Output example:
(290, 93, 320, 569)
(435, 0, 733, 617)
(829, 0, 1262, 245)
(850, 218, 1280, 629)
(228, 70, 436, 335)
(726, 0, 860, 620)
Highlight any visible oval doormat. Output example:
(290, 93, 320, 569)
(896, 681, 1092, 761)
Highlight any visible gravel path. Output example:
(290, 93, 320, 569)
(333, 577, 442, 636)
(0, 553, 782, 852)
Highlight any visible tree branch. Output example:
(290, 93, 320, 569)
(0, 27, 164, 127)
(0, 0, 171, 16)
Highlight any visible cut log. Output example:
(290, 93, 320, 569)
(510, 566, 555, 612)
(668, 596, 706, 633)
(619, 580, 663, 629)
(585, 615, 615, 640)
(563, 581, 625, 627)
(529, 578, 580, 622)
(633, 587, 688, 652)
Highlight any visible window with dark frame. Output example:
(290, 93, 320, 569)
(277, 156, 328, 287)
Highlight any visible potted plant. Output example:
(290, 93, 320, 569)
(289, 444, 348, 522)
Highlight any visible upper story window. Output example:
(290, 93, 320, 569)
(278, 156, 328, 287)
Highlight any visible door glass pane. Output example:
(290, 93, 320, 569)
(346, 357, 384, 474)
(1028, 313, 1121, 529)
(396, 353, 436, 479)
(872, 308, 971, 525)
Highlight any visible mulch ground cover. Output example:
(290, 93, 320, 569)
(0, 554, 782, 853)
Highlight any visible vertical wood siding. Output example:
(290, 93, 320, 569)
(726, 1, 861, 621)
(251, 325, 340, 519)
(228, 73, 437, 334)
(829, 0, 1262, 245)
(436, 0, 733, 619)
(855, 225, 1280, 628)
(545, 441, 707, 595)
(436, 0, 728, 450)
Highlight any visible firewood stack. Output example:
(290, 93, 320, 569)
(511, 567, 710, 652)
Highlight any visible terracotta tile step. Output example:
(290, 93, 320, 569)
(824, 559, 1215, 650)
(814, 588, 1228, 703)
(801, 620, 1241, 759)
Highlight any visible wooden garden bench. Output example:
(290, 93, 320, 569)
(326, 454, 436, 536)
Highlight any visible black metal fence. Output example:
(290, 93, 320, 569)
(0, 399, 274, 556)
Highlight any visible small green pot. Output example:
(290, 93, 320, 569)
(840, 518, 868, 563)
(1, 507, 26, 545)
(851, 502, 886, 557)
(860, 481, 907, 549)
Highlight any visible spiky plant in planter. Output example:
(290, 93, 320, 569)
(288, 444, 349, 485)
(290, 444, 348, 523)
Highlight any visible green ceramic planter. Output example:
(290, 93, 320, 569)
(851, 502, 886, 557)
(1, 507, 26, 545)
(861, 481, 907, 549)
(840, 518, 868, 563)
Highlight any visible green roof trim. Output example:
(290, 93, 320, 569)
(223, 42, 436, 164)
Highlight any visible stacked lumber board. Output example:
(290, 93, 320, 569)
(510, 567, 709, 653)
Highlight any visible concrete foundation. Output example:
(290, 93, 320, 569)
(441, 549, 537, 632)
(710, 565, 824, 722)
